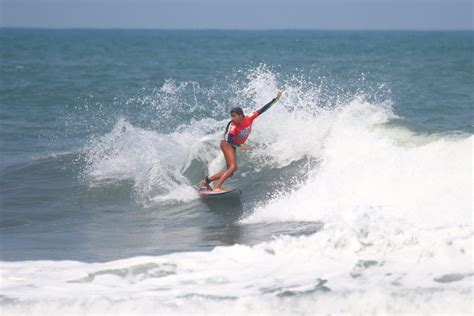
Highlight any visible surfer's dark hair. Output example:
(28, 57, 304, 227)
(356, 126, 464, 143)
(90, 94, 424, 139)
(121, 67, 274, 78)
(230, 107, 244, 116)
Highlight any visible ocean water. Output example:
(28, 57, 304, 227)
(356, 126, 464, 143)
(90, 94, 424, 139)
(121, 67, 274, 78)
(0, 29, 473, 315)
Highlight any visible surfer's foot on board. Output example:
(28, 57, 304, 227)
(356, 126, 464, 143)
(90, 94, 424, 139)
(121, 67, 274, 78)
(212, 187, 228, 193)
(199, 178, 212, 190)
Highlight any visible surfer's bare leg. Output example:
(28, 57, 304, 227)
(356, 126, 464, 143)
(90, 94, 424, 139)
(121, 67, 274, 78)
(213, 141, 237, 192)
(200, 141, 236, 188)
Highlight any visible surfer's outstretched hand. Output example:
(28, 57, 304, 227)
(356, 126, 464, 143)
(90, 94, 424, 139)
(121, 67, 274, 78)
(275, 91, 283, 100)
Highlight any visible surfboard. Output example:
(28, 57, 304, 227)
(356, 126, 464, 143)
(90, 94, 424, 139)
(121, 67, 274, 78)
(199, 188, 242, 199)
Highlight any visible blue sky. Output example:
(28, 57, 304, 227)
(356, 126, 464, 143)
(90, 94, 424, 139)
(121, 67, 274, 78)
(1, 0, 473, 30)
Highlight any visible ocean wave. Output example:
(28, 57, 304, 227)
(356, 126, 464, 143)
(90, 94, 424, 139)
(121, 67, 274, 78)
(82, 66, 472, 212)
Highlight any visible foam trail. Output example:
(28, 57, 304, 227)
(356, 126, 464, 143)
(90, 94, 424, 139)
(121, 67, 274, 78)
(83, 119, 216, 205)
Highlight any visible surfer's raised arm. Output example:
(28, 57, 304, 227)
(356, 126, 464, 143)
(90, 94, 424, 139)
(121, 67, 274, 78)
(255, 91, 283, 115)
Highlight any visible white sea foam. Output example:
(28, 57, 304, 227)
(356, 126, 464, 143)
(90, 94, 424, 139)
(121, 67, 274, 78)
(243, 102, 472, 227)
(1, 222, 472, 315)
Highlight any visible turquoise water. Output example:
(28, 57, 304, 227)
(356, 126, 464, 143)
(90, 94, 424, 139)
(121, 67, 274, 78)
(0, 29, 472, 314)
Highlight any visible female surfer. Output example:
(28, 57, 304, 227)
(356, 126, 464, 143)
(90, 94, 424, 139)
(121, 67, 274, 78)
(200, 91, 283, 192)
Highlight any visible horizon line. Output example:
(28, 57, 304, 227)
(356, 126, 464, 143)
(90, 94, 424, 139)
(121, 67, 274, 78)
(1, 26, 473, 32)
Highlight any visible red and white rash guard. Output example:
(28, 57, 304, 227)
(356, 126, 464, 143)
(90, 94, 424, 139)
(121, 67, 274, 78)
(224, 96, 279, 147)
(227, 111, 259, 145)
